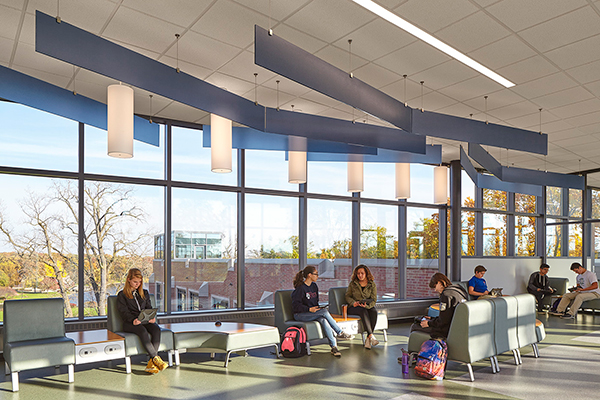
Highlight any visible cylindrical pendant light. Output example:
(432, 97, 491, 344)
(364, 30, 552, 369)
(395, 163, 410, 199)
(288, 151, 307, 184)
(211, 113, 232, 173)
(347, 161, 364, 192)
(434, 165, 448, 204)
(107, 84, 134, 158)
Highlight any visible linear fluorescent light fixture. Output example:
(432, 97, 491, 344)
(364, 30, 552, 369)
(352, 0, 515, 88)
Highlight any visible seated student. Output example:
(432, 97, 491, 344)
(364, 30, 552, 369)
(117, 268, 168, 374)
(468, 265, 490, 299)
(410, 273, 468, 338)
(345, 264, 378, 349)
(292, 266, 352, 357)
(550, 262, 600, 319)
(527, 263, 554, 313)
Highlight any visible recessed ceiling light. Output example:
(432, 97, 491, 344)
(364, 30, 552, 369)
(352, 0, 515, 88)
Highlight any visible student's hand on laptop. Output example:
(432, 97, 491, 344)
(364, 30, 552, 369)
(133, 318, 141, 325)
(309, 306, 319, 313)
(149, 318, 156, 324)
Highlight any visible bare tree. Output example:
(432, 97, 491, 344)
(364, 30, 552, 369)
(55, 181, 150, 315)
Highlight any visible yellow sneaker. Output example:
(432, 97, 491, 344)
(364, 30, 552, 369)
(145, 359, 159, 374)
(153, 356, 169, 371)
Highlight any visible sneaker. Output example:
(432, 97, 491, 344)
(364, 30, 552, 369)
(561, 313, 575, 319)
(364, 336, 371, 350)
(153, 355, 169, 371)
(331, 347, 342, 357)
(370, 336, 379, 347)
(145, 359, 159, 374)
(549, 311, 563, 316)
(337, 331, 352, 340)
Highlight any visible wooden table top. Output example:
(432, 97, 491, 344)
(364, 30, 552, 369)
(329, 314, 360, 323)
(160, 322, 276, 334)
(66, 329, 124, 345)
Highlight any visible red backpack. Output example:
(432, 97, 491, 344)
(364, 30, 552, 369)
(281, 326, 307, 358)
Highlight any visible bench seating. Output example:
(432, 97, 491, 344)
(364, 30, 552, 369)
(540, 277, 569, 309)
(328, 287, 388, 343)
(3, 298, 75, 392)
(407, 293, 543, 381)
(275, 289, 325, 354)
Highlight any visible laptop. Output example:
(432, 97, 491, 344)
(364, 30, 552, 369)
(137, 308, 158, 324)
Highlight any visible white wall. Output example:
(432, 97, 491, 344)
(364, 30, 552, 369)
(461, 258, 578, 295)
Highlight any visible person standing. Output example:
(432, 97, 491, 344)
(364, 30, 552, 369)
(292, 266, 352, 357)
(117, 268, 168, 374)
(550, 262, 600, 319)
(345, 264, 378, 349)
(527, 263, 554, 313)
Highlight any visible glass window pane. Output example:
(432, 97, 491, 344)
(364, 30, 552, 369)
(246, 150, 295, 191)
(85, 125, 164, 179)
(483, 189, 507, 211)
(410, 164, 435, 204)
(461, 170, 475, 207)
(0, 175, 79, 320)
(245, 194, 298, 309)
(461, 211, 476, 256)
(172, 126, 237, 186)
(546, 187, 562, 216)
(546, 218, 563, 257)
(483, 213, 506, 256)
(0, 102, 78, 171)
(593, 222, 600, 267)
(360, 204, 398, 300)
(307, 199, 352, 303)
(171, 188, 236, 311)
(83, 181, 163, 316)
(362, 163, 396, 200)
(515, 216, 536, 256)
(407, 207, 439, 298)
(569, 189, 582, 218)
(515, 193, 536, 214)
(569, 223, 582, 257)
(307, 162, 349, 196)
(592, 190, 600, 219)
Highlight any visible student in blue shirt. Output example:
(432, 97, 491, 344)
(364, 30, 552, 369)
(468, 265, 489, 299)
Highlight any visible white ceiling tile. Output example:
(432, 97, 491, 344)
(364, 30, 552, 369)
(158, 101, 208, 122)
(564, 110, 600, 127)
(277, 99, 330, 116)
(380, 78, 429, 105)
(332, 19, 415, 61)
(583, 80, 600, 98)
(532, 86, 594, 109)
(544, 34, 600, 70)
(485, 0, 586, 32)
(17, 12, 33, 46)
(159, 56, 213, 81)
(230, 0, 307, 21)
(504, 110, 559, 131)
(567, 60, 600, 85)
(410, 60, 478, 91)
(219, 50, 276, 85)
(164, 30, 241, 72)
(317, 107, 352, 121)
(286, 0, 375, 44)
(261, 76, 312, 99)
(103, 6, 185, 54)
(542, 120, 576, 134)
(191, 1, 268, 49)
(192, 112, 211, 125)
(511, 72, 578, 99)
(352, 62, 402, 89)
(253, 85, 295, 110)
(550, 98, 600, 119)
(435, 11, 511, 53)
(463, 87, 526, 112)
(497, 55, 558, 85)
(487, 100, 538, 121)
(519, 7, 600, 53)
(438, 75, 507, 102)
(0, 5, 21, 41)
(314, 44, 368, 73)
(13, 42, 73, 80)
(467, 35, 536, 70)
(553, 134, 599, 147)
(204, 72, 255, 97)
(376, 40, 451, 76)
(422, 91, 458, 112)
(396, 0, 478, 33)
(27, 0, 116, 34)
(11, 64, 71, 90)
(123, 0, 212, 28)
(301, 90, 346, 109)
(0, 36, 12, 64)
(576, 122, 600, 135)
(434, 102, 478, 118)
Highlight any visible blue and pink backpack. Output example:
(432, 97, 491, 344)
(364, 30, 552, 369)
(414, 339, 448, 380)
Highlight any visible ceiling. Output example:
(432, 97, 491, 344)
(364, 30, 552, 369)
(2, 0, 600, 186)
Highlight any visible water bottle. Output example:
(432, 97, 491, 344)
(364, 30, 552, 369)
(401, 349, 409, 374)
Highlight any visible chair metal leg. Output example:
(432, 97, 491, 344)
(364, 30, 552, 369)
(383, 329, 388, 342)
(125, 356, 132, 374)
(168, 350, 173, 366)
(5, 361, 10, 375)
(467, 363, 474, 382)
(211, 353, 215, 359)
(68, 364, 74, 383)
(512, 349, 520, 365)
(306, 342, 311, 356)
(532, 343, 540, 358)
(174, 350, 181, 366)
(224, 351, 231, 367)
(361, 332, 366, 344)
(490, 357, 499, 373)
(516, 348, 522, 364)
(11, 371, 19, 392)
(273, 344, 280, 358)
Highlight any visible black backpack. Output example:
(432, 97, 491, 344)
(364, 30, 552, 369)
(281, 326, 307, 358)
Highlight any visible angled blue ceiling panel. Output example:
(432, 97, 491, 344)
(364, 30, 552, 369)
(468, 143, 503, 178)
(413, 109, 548, 155)
(460, 146, 478, 185)
(298, 145, 441, 164)
(255, 25, 412, 133)
(0, 65, 159, 146)
(477, 173, 542, 197)
(203, 126, 377, 154)
(35, 11, 265, 131)
(266, 108, 425, 153)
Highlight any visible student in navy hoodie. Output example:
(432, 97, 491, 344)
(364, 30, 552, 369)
(291, 266, 351, 357)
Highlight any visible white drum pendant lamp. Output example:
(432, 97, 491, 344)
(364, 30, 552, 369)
(347, 161, 364, 192)
(395, 163, 410, 199)
(434, 165, 448, 204)
(211, 113, 232, 173)
(288, 151, 307, 184)
(107, 84, 134, 158)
